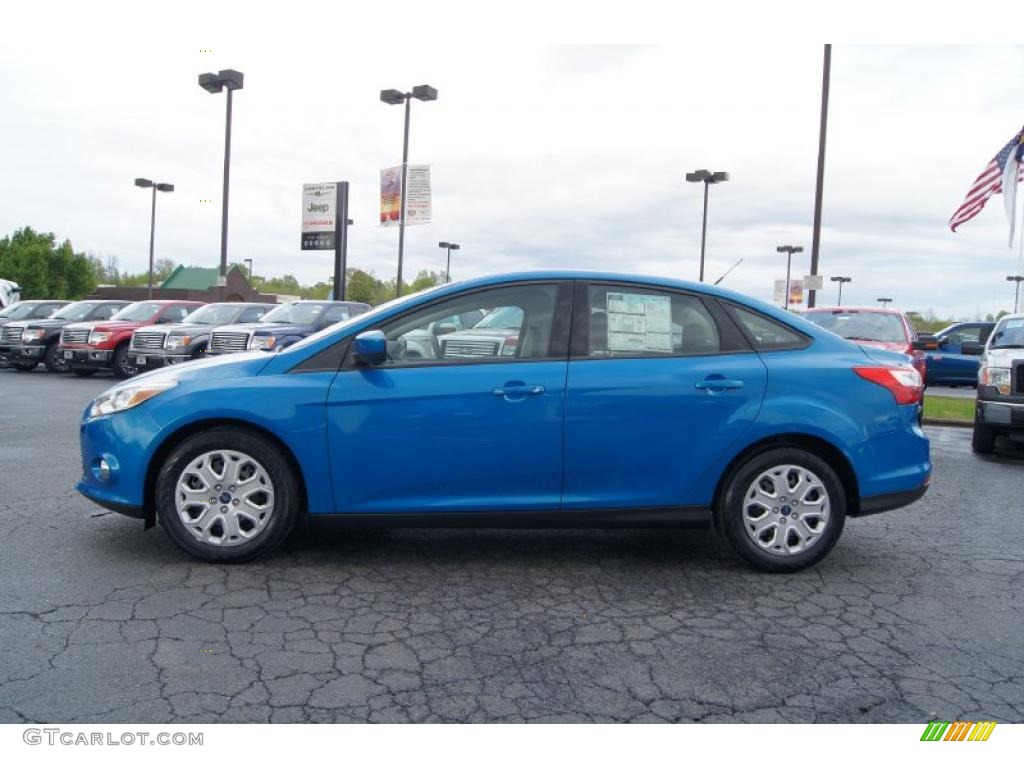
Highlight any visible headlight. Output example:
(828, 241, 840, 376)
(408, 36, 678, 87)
(980, 366, 1011, 395)
(89, 331, 111, 345)
(249, 335, 276, 350)
(22, 329, 45, 342)
(88, 380, 177, 419)
(165, 334, 191, 350)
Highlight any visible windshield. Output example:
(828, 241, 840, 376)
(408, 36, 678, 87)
(989, 317, 1024, 349)
(52, 302, 99, 321)
(0, 302, 42, 320)
(802, 310, 907, 344)
(473, 306, 524, 330)
(111, 302, 162, 322)
(261, 302, 329, 324)
(182, 303, 243, 325)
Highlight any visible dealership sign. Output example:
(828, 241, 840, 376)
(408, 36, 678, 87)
(301, 182, 337, 250)
(379, 165, 431, 226)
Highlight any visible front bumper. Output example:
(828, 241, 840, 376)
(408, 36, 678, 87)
(11, 344, 46, 360)
(976, 398, 1024, 430)
(62, 347, 113, 367)
(125, 350, 191, 370)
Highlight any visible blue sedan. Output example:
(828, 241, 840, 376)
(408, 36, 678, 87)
(76, 272, 931, 572)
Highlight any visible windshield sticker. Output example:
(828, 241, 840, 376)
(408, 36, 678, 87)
(606, 292, 672, 352)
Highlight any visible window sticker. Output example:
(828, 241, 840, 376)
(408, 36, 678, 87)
(605, 292, 672, 352)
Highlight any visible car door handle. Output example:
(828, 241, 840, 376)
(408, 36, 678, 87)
(695, 379, 745, 391)
(493, 385, 545, 397)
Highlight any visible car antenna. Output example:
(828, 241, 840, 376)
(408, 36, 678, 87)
(713, 258, 743, 286)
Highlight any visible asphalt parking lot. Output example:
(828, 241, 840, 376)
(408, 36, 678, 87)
(0, 368, 1021, 724)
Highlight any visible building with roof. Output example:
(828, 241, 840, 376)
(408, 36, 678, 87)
(88, 265, 279, 304)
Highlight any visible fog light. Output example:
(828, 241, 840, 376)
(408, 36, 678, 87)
(91, 455, 118, 483)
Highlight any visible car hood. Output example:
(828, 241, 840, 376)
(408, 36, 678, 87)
(445, 328, 517, 338)
(19, 318, 74, 330)
(66, 320, 149, 333)
(117, 350, 274, 387)
(216, 322, 312, 336)
(133, 322, 216, 335)
(984, 348, 1024, 367)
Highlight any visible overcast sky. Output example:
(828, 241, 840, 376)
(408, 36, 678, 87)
(2, 5, 1023, 317)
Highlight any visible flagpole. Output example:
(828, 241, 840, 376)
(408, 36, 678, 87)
(1018, 192, 1024, 313)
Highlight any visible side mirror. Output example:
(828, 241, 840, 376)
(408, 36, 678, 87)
(960, 341, 984, 356)
(352, 330, 387, 366)
(912, 334, 939, 351)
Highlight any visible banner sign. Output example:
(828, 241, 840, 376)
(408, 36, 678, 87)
(379, 165, 432, 226)
(379, 167, 402, 226)
(301, 182, 337, 250)
(803, 274, 824, 292)
(404, 165, 432, 225)
(774, 279, 804, 305)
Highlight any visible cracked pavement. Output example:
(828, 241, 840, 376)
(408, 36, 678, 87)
(0, 369, 1021, 723)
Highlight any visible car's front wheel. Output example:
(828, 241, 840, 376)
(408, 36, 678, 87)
(155, 428, 300, 562)
(718, 447, 846, 572)
(44, 340, 68, 373)
(112, 344, 136, 379)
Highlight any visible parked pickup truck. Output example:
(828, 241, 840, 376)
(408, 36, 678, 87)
(0, 300, 70, 366)
(972, 313, 1024, 453)
(126, 302, 275, 372)
(59, 300, 204, 378)
(207, 300, 370, 355)
(5, 300, 129, 372)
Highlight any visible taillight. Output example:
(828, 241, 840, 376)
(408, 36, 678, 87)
(853, 366, 923, 405)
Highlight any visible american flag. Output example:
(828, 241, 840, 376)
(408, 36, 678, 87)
(949, 127, 1024, 232)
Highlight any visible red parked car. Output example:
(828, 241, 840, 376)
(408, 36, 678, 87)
(800, 306, 929, 382)
(59, 300, 204, 378)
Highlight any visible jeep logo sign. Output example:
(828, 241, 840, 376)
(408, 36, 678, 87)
(301, 182, 337, 251)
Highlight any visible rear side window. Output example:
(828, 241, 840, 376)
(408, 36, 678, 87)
(585, 285, 726, 357)
(727, 304, 809, 351)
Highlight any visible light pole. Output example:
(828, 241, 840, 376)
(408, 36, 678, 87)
(380, 84, 438, 298)
(685, 169, 729, 282)
(830, 275, 851, 306)
(1007, 275, 1024, 313)
(438, 241, 460, 282)
(134, 178, 174, 299)
(777, 245, 804, 310)
(877, 297, 893, 308)
(198, 68, 244, 299)
(244, 258, 253, 283)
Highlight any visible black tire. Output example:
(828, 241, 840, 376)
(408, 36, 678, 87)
(43, 340, 68, 373)
(72, 368, 97, 377)
(111, 344, 136, 379)
(155, 428, 300, 563)
(972, 424, 996, 455)
(12, 361, 37, 371)
(718, 447, 847, 573)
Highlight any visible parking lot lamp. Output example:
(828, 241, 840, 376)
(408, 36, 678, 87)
(1007, 275, 1024, 313)
(685, 169, 729, 282)
(830, 275, 851, 306)
(198, 69, 244, 299)
(244, 258, 253, 282)
(134, 178, 174, 299)
(776, 245, 804, 310)
(381, 84, 439, 298)
(876, 297, 893, 308)
(438, 241, 460, 282)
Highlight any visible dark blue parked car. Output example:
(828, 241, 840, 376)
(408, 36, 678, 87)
(206, 300, 371, 355)
(76, 272, 931, 572)
(924, 322, 994, 386)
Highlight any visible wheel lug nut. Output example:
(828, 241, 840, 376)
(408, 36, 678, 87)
(229, 485, 236, 491)
(232, 499, 240, 506)
(220, 506, 228, 513)
(215, 485, 222, 491)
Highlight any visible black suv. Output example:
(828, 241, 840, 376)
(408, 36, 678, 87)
(4, 300, 124, 372)
(207, 300, 370, 355)
(126, 302, 276, 372)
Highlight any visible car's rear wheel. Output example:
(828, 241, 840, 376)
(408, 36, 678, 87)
(12, 360, 38, 371)
(719, 447, 846, 572)
(971, 424, 995, 454)
(155, 428, 300, 562)
(43, 340, 68, 373)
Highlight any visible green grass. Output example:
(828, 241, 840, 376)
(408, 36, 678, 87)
(923, 395, 975, 422)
